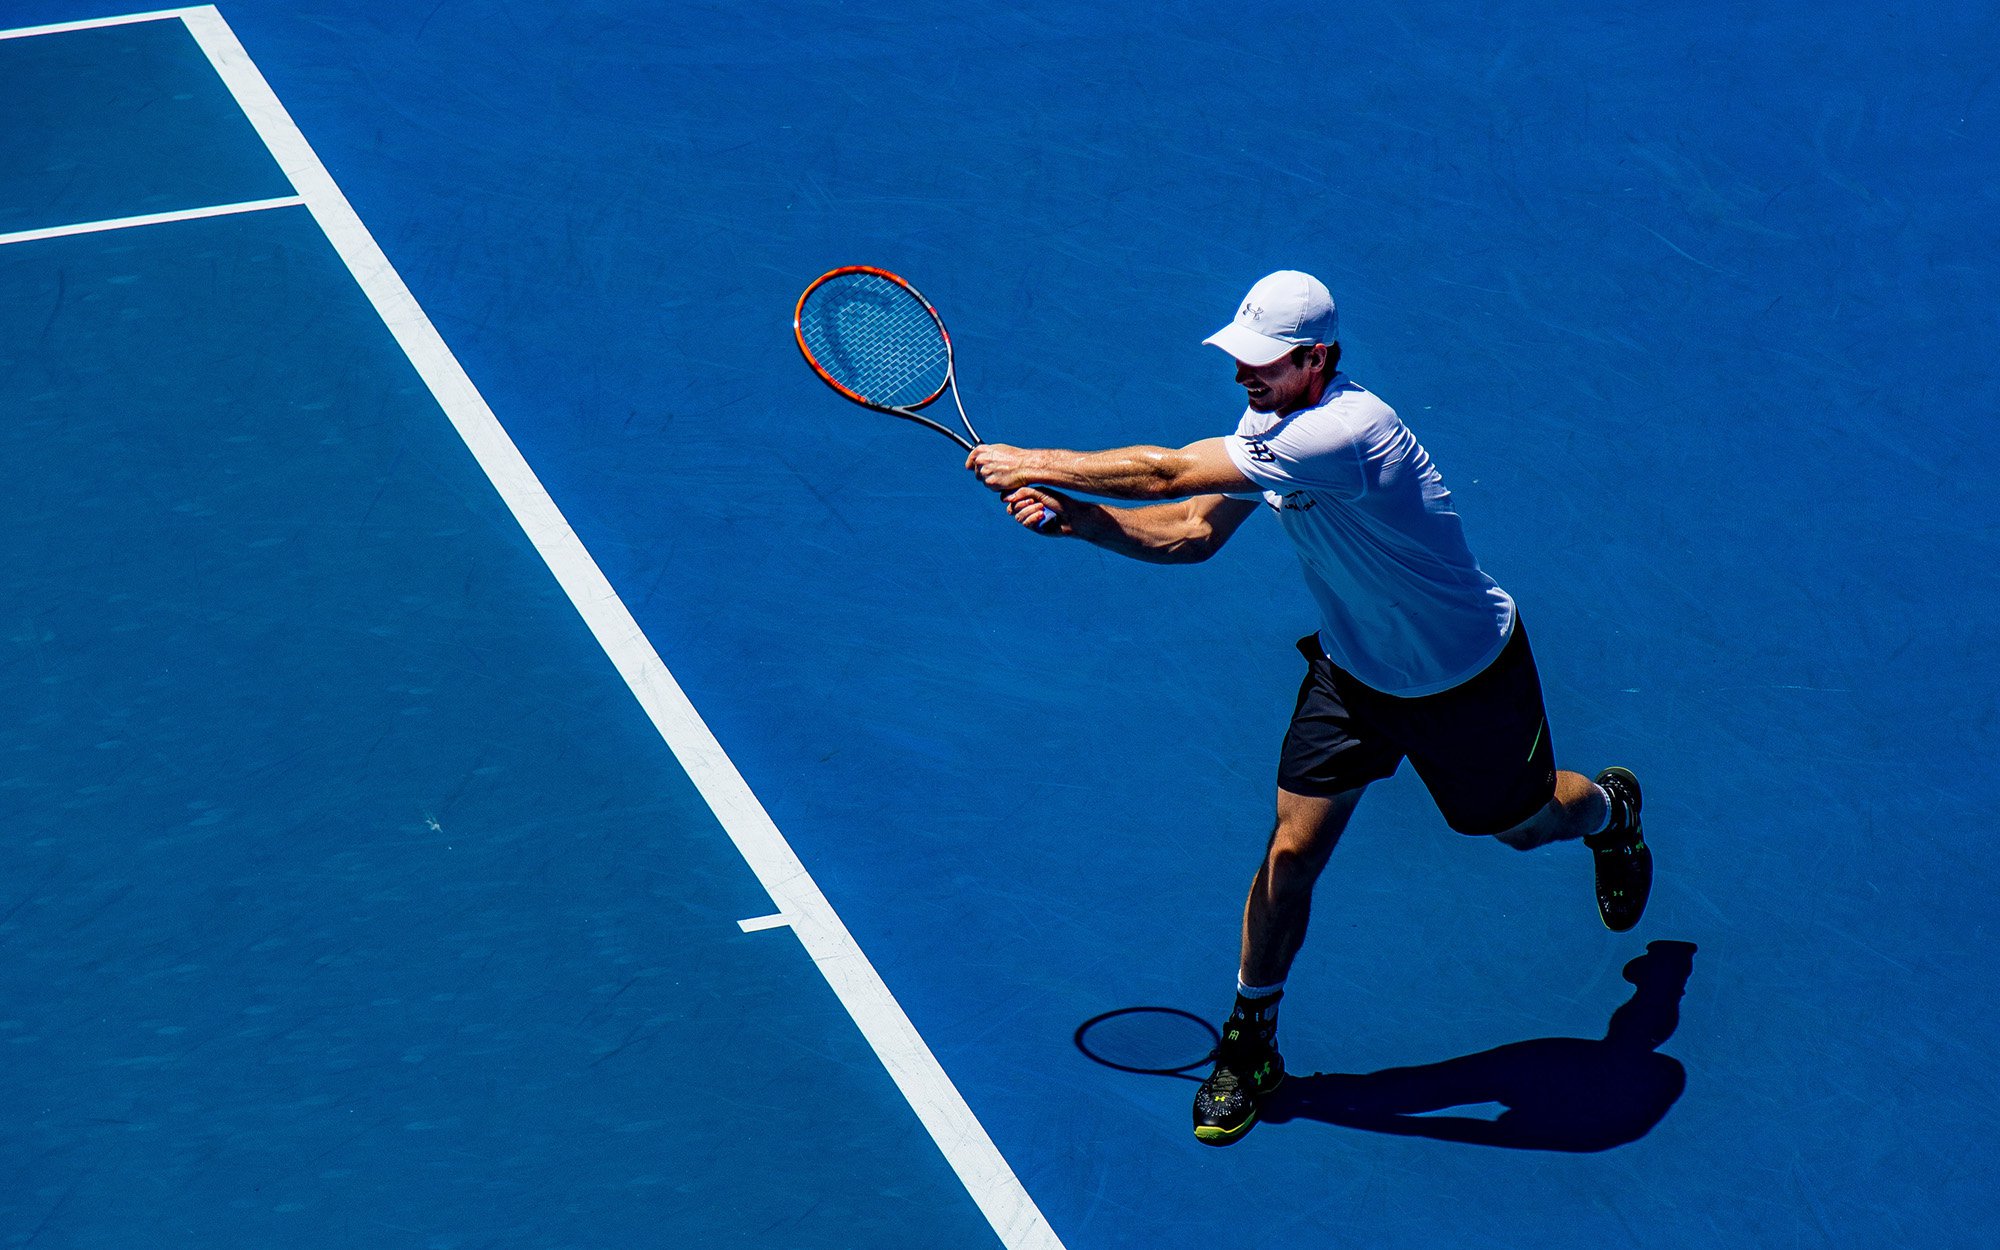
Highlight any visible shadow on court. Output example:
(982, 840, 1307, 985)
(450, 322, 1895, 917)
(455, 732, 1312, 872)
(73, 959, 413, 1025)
(1075, 941, 1697, 1151)
(1263, 940, 1698, 1152)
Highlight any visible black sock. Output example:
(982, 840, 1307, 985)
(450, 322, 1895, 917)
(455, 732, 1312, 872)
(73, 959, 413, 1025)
(1226, 990, 1282, 1050)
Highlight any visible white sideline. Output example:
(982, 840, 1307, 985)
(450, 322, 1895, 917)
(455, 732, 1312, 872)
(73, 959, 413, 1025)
(0, 7, 1063, 1247)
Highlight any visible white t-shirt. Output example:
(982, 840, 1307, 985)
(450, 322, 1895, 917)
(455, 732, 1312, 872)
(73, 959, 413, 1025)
(1221, 374, 1515, 696)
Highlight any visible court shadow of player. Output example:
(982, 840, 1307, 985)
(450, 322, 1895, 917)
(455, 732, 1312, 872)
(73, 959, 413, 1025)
(1261, 940, 1697, 1152)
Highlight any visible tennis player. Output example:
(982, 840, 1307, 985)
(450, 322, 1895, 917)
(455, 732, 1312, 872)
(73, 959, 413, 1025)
(966, 271, 1652, 1146)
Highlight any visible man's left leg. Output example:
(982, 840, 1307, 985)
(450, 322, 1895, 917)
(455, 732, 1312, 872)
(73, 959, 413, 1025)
(1400, 622, 1653, 932)
(1495, 768, 1651, 932)
(1493, 770, 1606, 850)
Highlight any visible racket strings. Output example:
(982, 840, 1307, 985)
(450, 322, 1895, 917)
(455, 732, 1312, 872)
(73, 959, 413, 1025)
(800, 273, 950, 409)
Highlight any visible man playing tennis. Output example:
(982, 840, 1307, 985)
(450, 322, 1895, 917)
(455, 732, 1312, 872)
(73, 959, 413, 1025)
(965, 271, 1652, 1146)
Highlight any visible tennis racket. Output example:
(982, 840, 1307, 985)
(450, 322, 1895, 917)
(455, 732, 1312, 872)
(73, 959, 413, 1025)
(793, 266, 983, 450)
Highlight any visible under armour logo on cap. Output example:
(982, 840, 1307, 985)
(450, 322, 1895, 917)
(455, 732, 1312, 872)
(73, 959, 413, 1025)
(1205, 272, 1337, 366)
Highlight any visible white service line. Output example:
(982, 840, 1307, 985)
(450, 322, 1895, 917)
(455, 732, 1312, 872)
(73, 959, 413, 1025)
(737, 913, 794, 934)
(0, 6, 198, 40)
(146, 8, 1064, 1249)
(0, 196, 304, 248)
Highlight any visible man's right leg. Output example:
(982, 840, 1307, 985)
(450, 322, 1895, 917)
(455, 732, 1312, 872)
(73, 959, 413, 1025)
(1194, 785, 1364, 1146)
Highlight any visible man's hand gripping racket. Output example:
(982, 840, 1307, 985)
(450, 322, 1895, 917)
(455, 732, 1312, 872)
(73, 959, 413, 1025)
(793, 266, 1062, 532)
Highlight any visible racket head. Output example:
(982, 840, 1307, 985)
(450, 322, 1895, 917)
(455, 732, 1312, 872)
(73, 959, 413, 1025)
(794, 266, 954, 414)
(1074, 1007, 1222, 1077)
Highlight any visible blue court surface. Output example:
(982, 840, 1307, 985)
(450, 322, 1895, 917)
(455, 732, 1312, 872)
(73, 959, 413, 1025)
(3, 4, 1995, 1248)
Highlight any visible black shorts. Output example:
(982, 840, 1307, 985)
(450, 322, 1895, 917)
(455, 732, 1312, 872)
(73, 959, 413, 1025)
(1277, 622, 1557, 835)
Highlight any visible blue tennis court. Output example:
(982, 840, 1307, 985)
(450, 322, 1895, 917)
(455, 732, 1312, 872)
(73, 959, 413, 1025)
(4, 4, 1994, 1247)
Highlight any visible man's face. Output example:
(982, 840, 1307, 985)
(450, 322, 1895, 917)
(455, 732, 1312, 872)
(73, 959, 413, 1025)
(1234, 346, 1325, 414)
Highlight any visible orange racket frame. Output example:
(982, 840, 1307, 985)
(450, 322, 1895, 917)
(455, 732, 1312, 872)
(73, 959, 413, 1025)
(793, 265, 983, 450)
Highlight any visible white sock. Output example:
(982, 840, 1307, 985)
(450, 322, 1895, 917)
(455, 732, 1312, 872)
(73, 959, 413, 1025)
(1236, 977, 1286, 1002)
(1588, 782, 1614, 835)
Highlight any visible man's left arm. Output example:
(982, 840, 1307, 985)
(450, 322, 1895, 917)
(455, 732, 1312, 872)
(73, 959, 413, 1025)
(967, 438, 1256, 500)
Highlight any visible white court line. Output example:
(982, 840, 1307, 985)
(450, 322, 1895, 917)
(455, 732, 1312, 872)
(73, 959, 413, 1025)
(0, 6, 199, 39)
(22, 8, 1064, 1248)
(0, 196, 304, 248)
(737, 913, 794, 934)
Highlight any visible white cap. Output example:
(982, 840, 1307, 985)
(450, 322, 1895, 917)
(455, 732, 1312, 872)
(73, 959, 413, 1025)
(1202, 271, 1338, 365)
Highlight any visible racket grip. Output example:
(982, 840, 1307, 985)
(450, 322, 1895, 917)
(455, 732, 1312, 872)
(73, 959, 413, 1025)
(1027, 485, 1061, 532)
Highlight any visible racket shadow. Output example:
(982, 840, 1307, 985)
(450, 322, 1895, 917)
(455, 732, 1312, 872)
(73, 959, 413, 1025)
(1073, 1006, 1221, 1083)
(1263, 940, 1698, 1152)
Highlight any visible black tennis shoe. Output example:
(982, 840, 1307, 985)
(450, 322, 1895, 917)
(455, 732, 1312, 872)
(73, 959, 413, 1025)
(1585, 766, 1651, 932)
(1192, 1033, 1284, 1146)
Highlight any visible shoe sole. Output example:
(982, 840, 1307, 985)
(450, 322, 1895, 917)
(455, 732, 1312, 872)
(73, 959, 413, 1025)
(1592, 767, 1650, 931)
(1194, 1119, 1253, 1145)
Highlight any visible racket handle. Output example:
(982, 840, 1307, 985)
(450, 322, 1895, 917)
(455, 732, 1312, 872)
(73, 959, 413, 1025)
(1032, 491, 1062, 532)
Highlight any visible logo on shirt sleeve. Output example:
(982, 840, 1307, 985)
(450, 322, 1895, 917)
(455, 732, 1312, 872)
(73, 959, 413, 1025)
(1281, 492, 1316, 511)
(1243, 438, 1277, 463)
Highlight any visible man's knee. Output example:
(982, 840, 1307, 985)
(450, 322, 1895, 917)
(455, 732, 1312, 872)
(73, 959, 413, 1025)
(1264, 786, 1360, 869)
(1263, 834, 1316, 879)
(1263, 816, 1337, 882)
(1491, 799, 1560, 851)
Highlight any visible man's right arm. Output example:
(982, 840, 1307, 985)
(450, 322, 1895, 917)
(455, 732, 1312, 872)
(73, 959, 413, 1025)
(1004, 488, 1259, 564)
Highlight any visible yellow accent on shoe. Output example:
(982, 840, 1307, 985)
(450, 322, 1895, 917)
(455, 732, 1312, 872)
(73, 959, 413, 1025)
(1194, 1114, 1256, 1144)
